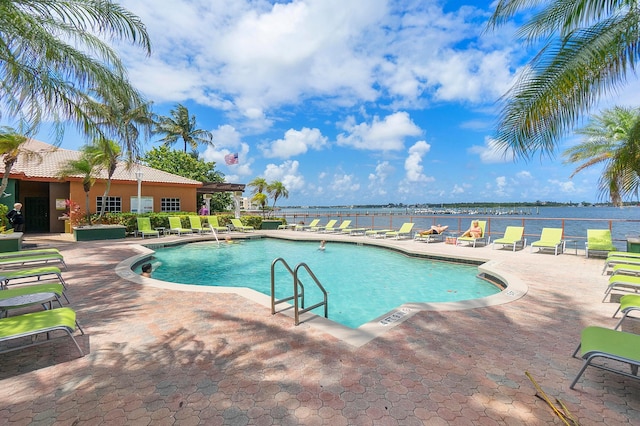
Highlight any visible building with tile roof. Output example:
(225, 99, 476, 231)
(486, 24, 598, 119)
(1, 139, 210, 233)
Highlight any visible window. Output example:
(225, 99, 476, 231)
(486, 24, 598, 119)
(96, 196, 122, 213)
(130, 196, 154, 213)
(161, 198, 181, 212)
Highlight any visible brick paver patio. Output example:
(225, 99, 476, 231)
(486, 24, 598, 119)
(1, 231, 639, 425)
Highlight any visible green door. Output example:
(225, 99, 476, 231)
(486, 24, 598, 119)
(25, 197, 49, 233)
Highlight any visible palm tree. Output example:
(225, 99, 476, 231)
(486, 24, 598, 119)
(84, 138, 122, 219)
(267, 181, 289, 214)
(57, 154, 99, 226)
(563, 107, 640, 206)
(154, 104, 214, 152)
(248, 177, 268, 195)
(0, 127, 43, 197)
(487, 1, 640, 159)
(252, 192, 268, 217)
(0, 0, 151, 139)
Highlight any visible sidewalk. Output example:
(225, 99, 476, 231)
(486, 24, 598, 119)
(1, 232, 639, 425)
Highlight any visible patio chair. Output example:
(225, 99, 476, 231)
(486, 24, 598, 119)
(384, 223, 415, 240)
(586, 229, 617, 258)
(0, 307, 84, 357)
(230, 218, 254, 232)
(570, 326, 640, 390)
(457, 220, 489, 247)
(414, 225, 449, 243)
(0, 248, 60, 259)
(312, 220, 336, 233)
(0, 253, 66, 269)
(530, 228, 564, 255)
(601, 256, 640, 275)
(613, 294, 640, 331)
(188, 216, 212, 234)
(136, 217, 160, 238)
(0, 265, 68, 292)
(365, 229, 394, 238)
(492, 226, 526, 252)
(206, 216, 228, 233)
(603, 273, 640, 301)
(296, 219, 320, 232)
(168, 217, 193, 236)
(0, 283, 65, 317)
(323, 220, 351, 233)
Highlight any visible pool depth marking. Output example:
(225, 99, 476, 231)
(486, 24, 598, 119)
(379, 307, 412, 326)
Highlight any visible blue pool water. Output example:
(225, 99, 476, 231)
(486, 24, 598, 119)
(144, 239, 500, 328)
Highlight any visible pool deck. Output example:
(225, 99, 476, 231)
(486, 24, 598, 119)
(1, 230, 639, 424)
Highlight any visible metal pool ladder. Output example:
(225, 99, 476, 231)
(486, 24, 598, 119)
(270, 257, 328, 326)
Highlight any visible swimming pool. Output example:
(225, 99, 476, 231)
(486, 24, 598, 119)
(144, 238, 501, 328)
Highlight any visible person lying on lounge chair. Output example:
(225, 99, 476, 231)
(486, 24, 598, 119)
(419, 225, 449, 236)
(460, 221, 482, 238)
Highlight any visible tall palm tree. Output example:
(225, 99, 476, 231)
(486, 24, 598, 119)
(57, 154, 99, 226)
(0, 127, 43, 197)
(248, 177, 268, 195)
(0, 0, 151, 139)
(84, 138, 122, 219)
(487, 0, 640, 159)
(252, 192, 268, 218)
(267, 181, 289, 214)
(563, 107, 640, 206)
(82, 86, 154, 162)
(154, 104, 214, 152)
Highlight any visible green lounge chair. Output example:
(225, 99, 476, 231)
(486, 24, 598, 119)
(0, 248, 60, 259)
(457, 220, 489, 247)
(0, 307, 84, 357)
(323, 220, 351, 233)
(530, 228, 564, 255)
(607, 251, 640, 259)
(365, 229, 394, 238)
(0, 253, 66, 269)
(313, 220, 336, 233)
(613, 294, 640, 331)
(230, 218, 254, 232)
(0, 266, 67, 291)
(601, 256, 640, 275)
(296, 219, 320, 232)
(188, 216, 212, 234)
(206, 216, 228, 233)
(492, 226, 526, 252)
(612, 263, 640, 276)
(136, 217, 160, 238)
(586, 229, 617, 258)
(603, 273, 640, 301)
(0, 283, 65, 317)
(384, 223, 415, 240)
(570, 326, 640, 389)
(168, 217, 193, 236)
(342, 225, 369, 236)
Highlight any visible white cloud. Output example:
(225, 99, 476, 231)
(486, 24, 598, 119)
(330, 173, 360, 198)
(368, 161, 394, 195)
(261, 127, 328, 158)
(201, 125, 252, 177)
(468, 136, 514, 164)
(548, 179, 577, 193)
(263, 160, 305, 192)
(404, 141, 434, 182)
(337, 112, 422, 151)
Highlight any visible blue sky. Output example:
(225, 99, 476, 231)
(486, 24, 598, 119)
(19, 0, 640, 205)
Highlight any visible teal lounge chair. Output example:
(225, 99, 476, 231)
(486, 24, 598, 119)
(189, 216, 212, 234)
(206, 216, 228, 233)
(570, 326, 640, 389)
(385, 223, 415, 240)
(323, 220, 351, 233)
(530, 228, 564, 255)
(492, 226, 525, 251)
(586, 229, 617, 258)
(0, 307, 84, 357)
(457, 220, 489, 247)
(168, 217, 193, 236)
(230, 218, 254, 232)
(136, 217, 160, 238)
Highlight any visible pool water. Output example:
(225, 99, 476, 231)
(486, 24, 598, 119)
(145, 239, 500, 328)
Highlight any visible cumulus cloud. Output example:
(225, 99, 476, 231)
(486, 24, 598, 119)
(468, 137, 514, 164)
(368, 161, 394, 196)
(337, 112, 422, 151)
(201, 125, 252, 177)
(330, 173, 360, 198)
(548, 179, 576, 193)
(404, 140, 433, 182)
(262, 160, 305, 194)
(261, 127, 328, 158)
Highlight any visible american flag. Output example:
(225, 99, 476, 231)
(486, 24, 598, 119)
(225, 153, 239, 165)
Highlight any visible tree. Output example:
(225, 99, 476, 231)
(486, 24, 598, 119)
(0, 127, 43, 198)
(84, 138, 122, 219)
(0, 0, 152, 140)
(248, 177, 269, 217)
(252, 192, 268, 217)
(154, 104, 214, 152)
(487, 0, 640, 159)
(563, 107, 640, 206)
(57, 154, 99, 226)
(142, 146, 231, 211)
(267, 181, 289, 214)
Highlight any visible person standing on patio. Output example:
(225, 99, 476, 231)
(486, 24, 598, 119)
(6, 202, 24, 232)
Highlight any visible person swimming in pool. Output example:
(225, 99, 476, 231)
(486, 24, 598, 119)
(141, 263, 152, 278)
(319, 240, 326, 250)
